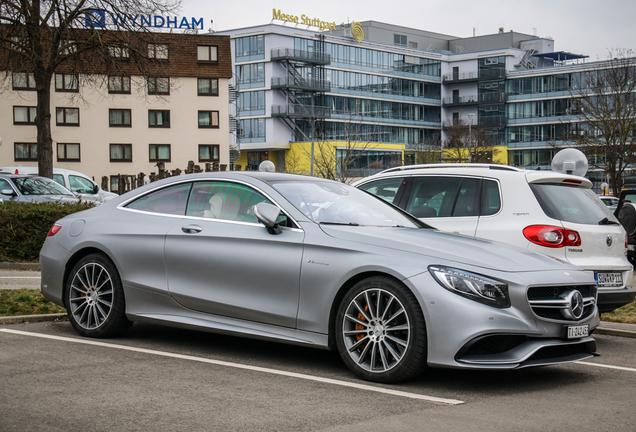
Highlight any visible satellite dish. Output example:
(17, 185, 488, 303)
(551, 148, 588, 176)
(259, 160, 275, 172)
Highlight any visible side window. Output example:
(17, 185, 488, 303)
(406, 177, 480, 218)
(453, 178, 480, 217)
(186, 181, 287, 225)
(125, 183, 192, 215)
(357, 177, 404, 204)
(481, 180, 501, 216)
(69, 175, 96, 194)
(53, 174, 65, 186)
(0, 179, 13, 194)
(406, 177, 462, 218)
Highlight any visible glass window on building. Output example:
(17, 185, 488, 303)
(393, 34, 407, 46)
(109, 109, 132, 127)
(148, 77, 169, 95)
(238, 91, 265, 114)
(56, 107, 80, 126)
(236, 63, 265, 87)
(57, 143, 80, 162)
(13, 106, 37, 125)
(55, 73, 78, 92)
(108, 76, 131, 94)
(15, 143, 37, 161)
(197, 45, 218, 62)
(110, 144, 132, 162)
(235, 35, 265, 59)
(148, 110, 170, 128)
(336, 149, 401, 177)
(199, 144, 220, 162)
(149, 144, 171, 162)
(197, 78, 218, 96)
(198, 111, 219, 128)
(12, 72, 36, 90)
(148, 43, 168, 59)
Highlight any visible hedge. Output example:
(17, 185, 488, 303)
(0, 201, 95, 262)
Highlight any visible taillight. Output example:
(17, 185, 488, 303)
(523, 225, 581, 248)
(47, 224, 62, 237)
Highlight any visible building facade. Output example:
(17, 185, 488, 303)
(0, 31, 232, 192)
(220, 19, 632, 188)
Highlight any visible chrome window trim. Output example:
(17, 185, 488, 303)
(117, 177, 303, 231)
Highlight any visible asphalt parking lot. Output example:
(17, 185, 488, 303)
(1, 319, 635, 432)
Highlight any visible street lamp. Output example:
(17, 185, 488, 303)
(467, 113, 475, 162)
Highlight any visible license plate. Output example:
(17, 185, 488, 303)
(595, 272, 623, 287)
(567, 324, 589, 339)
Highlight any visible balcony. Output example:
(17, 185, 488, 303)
(442, 95, 478, 106)
(271, 104, 332, 119)
(479, 116, 508, 128)
(442, 71, 479, 83)
(271, 48, 330, 65)
(271, 77, 330, 92)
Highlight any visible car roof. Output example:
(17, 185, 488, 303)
(362, 163, 593, 188)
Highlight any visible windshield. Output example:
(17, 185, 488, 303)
(530, 184, 617, 225)
(272, 180, 422, 227)
(11, 177, 75, 196)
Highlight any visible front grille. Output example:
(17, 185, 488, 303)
(527, 285, 597, 322)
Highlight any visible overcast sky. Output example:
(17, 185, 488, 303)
(179, 0, 635, 60)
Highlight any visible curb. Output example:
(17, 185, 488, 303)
(0, 262, 40, 271)
(0, 313, 66, 325)
(595, 327, 636, 339)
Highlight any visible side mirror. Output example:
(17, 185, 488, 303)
(93, 184, 100, 194)
(1, 189, 16, 197)
(254, 202, 283, 235)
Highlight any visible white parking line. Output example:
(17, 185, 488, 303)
(575, 361, 636, 373)
(0, 328, 464, 405)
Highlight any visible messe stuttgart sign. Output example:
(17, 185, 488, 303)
(84, 10, 204, 30)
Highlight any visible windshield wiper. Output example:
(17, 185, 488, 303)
(599, 217, 620, 225)
(319, 222, 360, 226)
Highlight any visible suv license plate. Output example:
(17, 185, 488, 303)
(595, 272, 623, 287)
(567, 324, 589, 339)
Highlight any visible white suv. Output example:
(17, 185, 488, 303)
(354, 164, 635, 313)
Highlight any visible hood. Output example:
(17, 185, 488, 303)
(320, 225, 579, 273)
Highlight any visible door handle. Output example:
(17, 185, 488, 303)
(182, 224, 202, 233)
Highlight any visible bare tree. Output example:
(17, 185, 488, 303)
(568, 50, 636, 196)
(405, 130, 441, 165)
(308, 113, 392, 183)
(442, 119, 500, 163)
(0, 0, 180, 178)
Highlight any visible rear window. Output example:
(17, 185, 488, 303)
(530, 184, 616, 225)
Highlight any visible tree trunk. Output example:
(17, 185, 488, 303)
(35, 75, 53, 179)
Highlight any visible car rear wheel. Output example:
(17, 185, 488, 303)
(65, 253, 131, 338)
(335, 276, 427, 383)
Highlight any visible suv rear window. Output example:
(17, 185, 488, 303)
(530, 184, 615, 225)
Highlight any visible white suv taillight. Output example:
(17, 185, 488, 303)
(523, 225, 581, 248)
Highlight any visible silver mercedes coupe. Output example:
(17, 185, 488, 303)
(40, 172, 600, 383)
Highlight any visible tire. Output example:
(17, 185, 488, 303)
(335, 276, 427, 383)
(65, 253, 132, 338)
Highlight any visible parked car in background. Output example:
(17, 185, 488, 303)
(40, 172, 600, 383)
(599, 196, 620, 211)
(0, 173, 80, 203)
(0, 167, 117, 203)
(354, 164, 635, 313)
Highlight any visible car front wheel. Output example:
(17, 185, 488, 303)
(335, 276, 427, 383)
(65, 253, 131, 338)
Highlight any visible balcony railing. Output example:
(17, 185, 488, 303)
(271, 104, 332, 119)
(442, 95, 478, 106)
(271, 48, 331, 65)
(271, 77, 331, 92)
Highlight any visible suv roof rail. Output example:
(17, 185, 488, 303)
(378, 163, 523, 175)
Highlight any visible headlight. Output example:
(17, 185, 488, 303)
(428, 266, 510, 308)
